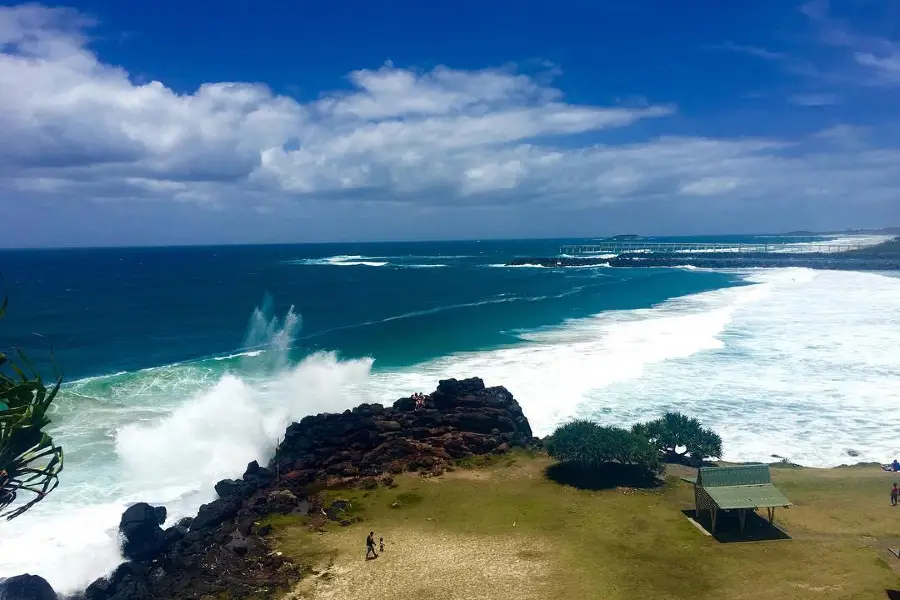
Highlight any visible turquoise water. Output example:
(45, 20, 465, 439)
(1, 235, 899, 592)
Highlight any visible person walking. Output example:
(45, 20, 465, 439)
(366, 531, 378, 559)
(891, 483, 899, 507)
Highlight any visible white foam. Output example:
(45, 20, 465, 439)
(364, 268, 900, 468)
(7, 266, 900, 591)
(213, 350, 263, 361)
(0, 311, 375, 594)
(285, 255, 388, 267)
(402, 264, 448, 268)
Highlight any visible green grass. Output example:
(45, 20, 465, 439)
(258, 513, 308, 529)
(268, 452, 900, 600)
(392, 491, 424, 508)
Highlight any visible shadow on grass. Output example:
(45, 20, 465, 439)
(682, 509, 792, 543)
(545, 462, 663, 491)
(887, 591, 900, 600)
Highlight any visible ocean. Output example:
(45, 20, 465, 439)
(1, 234, 899, 593)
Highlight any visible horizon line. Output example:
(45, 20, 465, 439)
(0, 228, 895, 252)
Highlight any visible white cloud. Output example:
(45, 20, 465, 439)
(679, 177, 742, 196)
(854, 52, 900, 84)
(0, 2, 898, 242)
(800, 0, 900, 87)
(711, 42, 788, 62)
(788, 93, 840, 106)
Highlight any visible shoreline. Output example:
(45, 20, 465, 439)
(7, 377, 899, 599)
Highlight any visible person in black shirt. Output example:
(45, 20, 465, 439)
(366, 531, 378, 559)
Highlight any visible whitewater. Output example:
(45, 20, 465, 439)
(2, 266, 899, 593)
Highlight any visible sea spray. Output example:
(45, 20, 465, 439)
(240, 295, 302, 373)
(0, 302, 373, 595)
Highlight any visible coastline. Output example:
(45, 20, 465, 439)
(4, 242, 899, 596)
(5, 377, 899, 599)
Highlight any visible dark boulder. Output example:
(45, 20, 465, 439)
(0, 574, 58, 600)
(119, 503, 166, 561)
(190, 498, 241, 532)
(163, 524, 188, 545)
(214, 478, 245, 498)
(241, 460, 275, 489)
(176, 516, 193, 529)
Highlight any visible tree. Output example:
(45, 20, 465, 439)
(546, 419, 662, 474)
(0, 295, 64, 520)
(633, 411, 722, 465)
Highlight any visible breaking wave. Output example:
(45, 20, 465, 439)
(4, 266, 899, 593)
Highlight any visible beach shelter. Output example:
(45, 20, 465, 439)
(683, 465, 792, 533)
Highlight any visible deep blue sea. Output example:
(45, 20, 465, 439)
(2, 234, 899, 592)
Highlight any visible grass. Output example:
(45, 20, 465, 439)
(270, 450, 900, 600)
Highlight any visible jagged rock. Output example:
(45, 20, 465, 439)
(273, 378, 533, 484)
(84, 576, 111, 600)
(214, 478, 244, 498)
(0, 574, 58, 600)
(225, 532, 249, 556)
(242, 460, 275, 489)
(163, 525, 188, 545)
(119, 503, 166, 561)
(190, 498, 241, 532)
(268, 489, 297, 503)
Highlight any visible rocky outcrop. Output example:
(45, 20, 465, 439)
(0, 574, 57, 600)
(273, 377, 535, 485)
(119, 503, 167, 561)
(74, 377, 536, 600)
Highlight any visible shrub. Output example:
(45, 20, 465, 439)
(0, 295, 65, 520)
(632, 412, 722, 465)
(546, 419, 662, 474)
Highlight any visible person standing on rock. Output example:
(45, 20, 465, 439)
(366, 531, 378, 559)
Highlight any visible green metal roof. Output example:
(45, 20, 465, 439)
(703, 484, 793, 510)
(697, 464, 771, 487)
(691, 465, 792, 510)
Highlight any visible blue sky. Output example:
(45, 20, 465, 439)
(1, 0, 898, 247)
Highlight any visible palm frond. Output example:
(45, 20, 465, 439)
(0, 293, 65, 520)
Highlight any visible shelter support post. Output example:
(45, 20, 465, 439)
(710, 506, 718, 534)
(767, 507, 775, 525)
(738, 508, 747, 532)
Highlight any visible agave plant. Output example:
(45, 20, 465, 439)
(0, 295, 64, 520)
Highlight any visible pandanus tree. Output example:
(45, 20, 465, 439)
(0, 295, 64, 520)
(632, 411, 722, 466)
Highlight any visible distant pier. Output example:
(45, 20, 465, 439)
(560, 241, 865, 256)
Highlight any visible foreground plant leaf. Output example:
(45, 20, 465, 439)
(0, 295, 64, 520)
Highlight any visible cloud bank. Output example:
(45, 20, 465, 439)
(0, 4, 898, 246)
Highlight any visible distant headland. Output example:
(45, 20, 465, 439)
(509, 232, 900, 270)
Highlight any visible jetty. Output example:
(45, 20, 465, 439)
(560, 240, 866, 256)
(506, 237, 900, 270)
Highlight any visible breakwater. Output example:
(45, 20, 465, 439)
(509, 237, 900, 270)
(507, 251, 900, 271)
